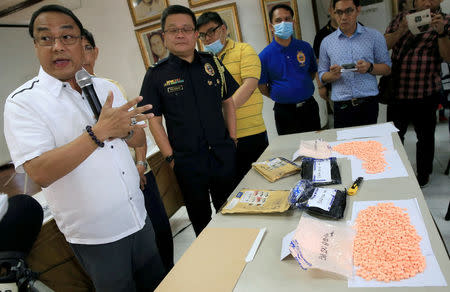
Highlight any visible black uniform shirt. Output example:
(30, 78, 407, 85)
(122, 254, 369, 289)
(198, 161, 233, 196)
(140, 50, 239, 153)
(313, 21, 336, 59)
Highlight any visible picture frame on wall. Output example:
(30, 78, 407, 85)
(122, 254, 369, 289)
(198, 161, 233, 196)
(260, 0, 302, 43)
(127, 0, 169, 26)
(135, 23, 170, 68)
(194, 3, 243, 51)
(188, 0, 219, 8)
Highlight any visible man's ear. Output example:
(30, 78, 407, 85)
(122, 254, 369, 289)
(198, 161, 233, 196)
(94, 47, 99, 62)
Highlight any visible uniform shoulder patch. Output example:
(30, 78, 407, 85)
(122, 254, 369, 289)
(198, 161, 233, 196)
(150, 57, 168, 69)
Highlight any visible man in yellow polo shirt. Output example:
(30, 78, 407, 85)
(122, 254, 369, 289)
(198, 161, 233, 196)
(197, 12, 268, 186)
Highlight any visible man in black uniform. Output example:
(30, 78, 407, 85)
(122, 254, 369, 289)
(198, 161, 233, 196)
(313, 0, 338, 103)
(139, 5, 239, 236)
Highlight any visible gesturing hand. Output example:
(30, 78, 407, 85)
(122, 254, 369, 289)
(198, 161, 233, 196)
(92, 91, 154, 141)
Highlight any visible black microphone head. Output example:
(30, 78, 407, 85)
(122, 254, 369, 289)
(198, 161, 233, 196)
(75, 69, 93, 88)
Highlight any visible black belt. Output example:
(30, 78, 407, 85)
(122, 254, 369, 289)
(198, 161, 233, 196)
(275, 96, 314, 108)
(335, 95, 376, 107)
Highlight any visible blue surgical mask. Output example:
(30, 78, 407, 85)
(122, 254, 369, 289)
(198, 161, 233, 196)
(204, 38, 224, 55)
(274, 21, 293, 39)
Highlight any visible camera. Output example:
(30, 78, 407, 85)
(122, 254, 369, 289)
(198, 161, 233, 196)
(0, 252, 54, 292)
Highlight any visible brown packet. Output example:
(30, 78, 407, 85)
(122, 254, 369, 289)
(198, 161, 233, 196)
(221, 189, 291, 214)
(252, 157, 300, 183)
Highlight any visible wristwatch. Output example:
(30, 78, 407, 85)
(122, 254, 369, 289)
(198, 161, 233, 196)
(136, 160, 148, 170)
(165, 154, 174, 163)
(367, 62, 374, 73)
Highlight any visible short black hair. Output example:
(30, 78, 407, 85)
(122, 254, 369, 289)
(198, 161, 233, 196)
(332, 0, 360, 9)
(29, 4, 83, 38)
(269, 4, 294, 23)
(196, 12, 224, 29)
(161, 5, 196, 31)
(82, 28, 96, 48)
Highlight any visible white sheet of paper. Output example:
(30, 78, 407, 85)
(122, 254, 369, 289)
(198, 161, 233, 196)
(348, 150, 408, 181)
(280, 229, 296, 260)
(348, 199, 447, 287)
(329, 135, 394, 159)
(246, 228, 267, 262)
(336, 123, 398, 140)
(329, 136, 407, 180)
(32, 191, 53, 224)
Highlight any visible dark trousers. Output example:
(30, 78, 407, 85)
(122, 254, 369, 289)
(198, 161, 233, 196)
(273, 97, 321, 135)
(174, 145, 235, 236)
(235, 131, 269, 188)
(70, 216, 165, 292)
(0, 195, 43, 254)
(142, 171, 174, 273)
(333, 96, 379, 128)
(387, 95, 439, 177)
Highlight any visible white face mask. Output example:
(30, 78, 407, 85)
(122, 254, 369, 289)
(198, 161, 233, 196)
(274, 21, 294, 39)
(204, 38, 224, 55)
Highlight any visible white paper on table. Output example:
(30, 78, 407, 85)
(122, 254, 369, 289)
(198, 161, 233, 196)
(329, 136, 407, 180)
(336, 123, 398, 140)
(280, 229, 296, 260)
(406, 9, 432, 35)
(329, 135, 394, 159)
(32, 192, 53, 224)
(348, 149, 408, 181)
(246, 227, 266, 262)
(348, 199, 447, 287)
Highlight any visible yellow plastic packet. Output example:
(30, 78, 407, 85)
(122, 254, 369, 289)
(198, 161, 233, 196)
(252, 157, 300, 183)
(221, 189, 291, 214)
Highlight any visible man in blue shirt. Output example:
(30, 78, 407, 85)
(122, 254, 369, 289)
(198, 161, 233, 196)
(258, 4, 321, 135)
(318, 0, 391, 128)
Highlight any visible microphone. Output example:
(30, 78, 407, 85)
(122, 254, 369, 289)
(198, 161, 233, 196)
(75, 69, 102, 120)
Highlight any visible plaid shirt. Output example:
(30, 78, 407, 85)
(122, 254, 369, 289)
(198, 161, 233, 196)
(386, 10, 449, 100)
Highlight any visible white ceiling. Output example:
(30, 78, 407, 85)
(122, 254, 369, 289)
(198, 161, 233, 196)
(0, 0, 82, 25)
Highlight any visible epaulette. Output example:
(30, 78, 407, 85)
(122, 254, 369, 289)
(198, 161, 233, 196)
(149, 57, 168, 69)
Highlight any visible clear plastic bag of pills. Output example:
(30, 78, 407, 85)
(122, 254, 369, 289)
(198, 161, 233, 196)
(289, 213, 355, 279)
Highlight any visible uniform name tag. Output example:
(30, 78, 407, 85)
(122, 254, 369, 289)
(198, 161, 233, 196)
(167, 85, 184, 93)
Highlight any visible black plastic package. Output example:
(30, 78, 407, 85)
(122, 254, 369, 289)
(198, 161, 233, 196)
(301, 157, 342, 186)
(289, 180, 347, 219)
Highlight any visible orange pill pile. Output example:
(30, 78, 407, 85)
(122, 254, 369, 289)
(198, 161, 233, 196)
(332, 140, 388, 174)
(353, 203, 426, 282)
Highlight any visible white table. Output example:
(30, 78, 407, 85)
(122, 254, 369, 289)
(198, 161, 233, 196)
(207, 127, 450, 291)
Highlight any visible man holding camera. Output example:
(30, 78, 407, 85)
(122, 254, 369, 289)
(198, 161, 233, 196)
(318, 0, 391, 128)
(384, 0, 449, 187)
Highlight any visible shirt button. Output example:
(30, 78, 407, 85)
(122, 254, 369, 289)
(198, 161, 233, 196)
(129, 197, 132, 200)
(122, 171, 125, 175)
(111, 145, 114, 149)
(63, 84, 66, 87)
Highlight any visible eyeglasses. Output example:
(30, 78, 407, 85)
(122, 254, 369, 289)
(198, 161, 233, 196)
(198, 25, 221, 40)
(34, 34, 81, 46)
(164, 27, 195, 35)
(84, 45, 94, 52)
(335, 7, 355, 16)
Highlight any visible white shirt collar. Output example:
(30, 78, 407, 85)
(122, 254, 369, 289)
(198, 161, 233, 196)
(37, 66, 71, 98)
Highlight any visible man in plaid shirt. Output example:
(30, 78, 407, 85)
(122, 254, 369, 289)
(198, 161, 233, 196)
(385, 0, 450, 187)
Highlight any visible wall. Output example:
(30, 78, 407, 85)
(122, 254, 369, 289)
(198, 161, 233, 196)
(0, 27, 40, 165)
